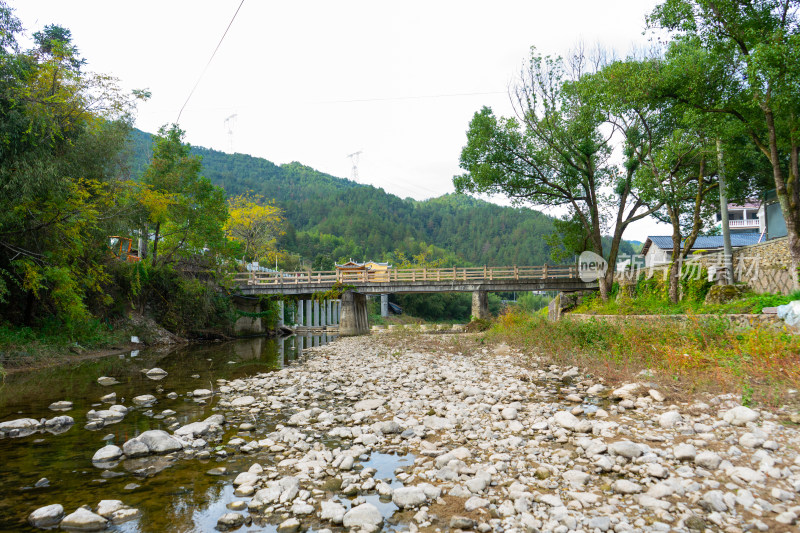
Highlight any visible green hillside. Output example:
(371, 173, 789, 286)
(130, 129, 632, 267)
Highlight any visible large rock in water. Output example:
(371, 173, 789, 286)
(59, 508, 108, 531)
(0, 417, 40, 438)
(92, 445, 123, 463)
(122, 430, 183, 457)
(174, 414, 225, 439)
(392, 486, 427, 508)
(28, 504, 64, 528)
(342, 503, 383, 529)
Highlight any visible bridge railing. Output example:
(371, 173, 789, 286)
(231, 265, 582, 286)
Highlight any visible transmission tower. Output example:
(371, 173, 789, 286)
(224, 113, 238, 153)
(347, 150, 363, 182)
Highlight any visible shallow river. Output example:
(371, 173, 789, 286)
(0, 333, 395, 532)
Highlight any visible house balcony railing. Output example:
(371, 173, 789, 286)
(728, 219, 760, 228)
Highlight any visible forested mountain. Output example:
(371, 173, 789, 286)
(129, 129, 633, 267)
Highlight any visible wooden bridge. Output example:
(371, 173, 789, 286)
(232, 265, 597, 336)
(232, 265, 597, 296)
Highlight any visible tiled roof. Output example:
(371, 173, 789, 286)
(643, 233, 762, 254)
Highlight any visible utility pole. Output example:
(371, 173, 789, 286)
(347, 151, 362, 182)
(717, 139, 734, 284)
(224, 113, 237, 153)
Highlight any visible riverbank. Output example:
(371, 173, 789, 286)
(7, 331, 800, 531)
(0, 313, 189, 374)
(187, 332, 800, 531)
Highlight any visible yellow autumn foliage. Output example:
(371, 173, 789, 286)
(224, 194, 285, 262)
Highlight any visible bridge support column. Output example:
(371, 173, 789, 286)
(305, 300, 312, 327)
(277, 300, 284, 328)
(471, 291, 489, 321)
(381, 294, 389, 318)
(313, 300, 320, 327)
(297, 300, 304, 327)
(326, 300, 333, 325)
(233, 298, 264, 335)
(339, 291, 369, 336)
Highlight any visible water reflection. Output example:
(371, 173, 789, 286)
(0, 333, 334, 532)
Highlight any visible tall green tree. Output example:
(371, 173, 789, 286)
(648, 0, 800, 287)
(456, 49, 658, 299)
(0, 3, 136, 328)
(140, 125, 229, 265)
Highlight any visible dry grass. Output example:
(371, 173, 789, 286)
(483, 308, 800, 408)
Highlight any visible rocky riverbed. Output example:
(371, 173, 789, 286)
(19, 333, 800, 532)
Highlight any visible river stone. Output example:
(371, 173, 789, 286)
(0, 418, 40, 432)
(28, 504, 64, 528)
(465, 496, 491, 511)
(49, 401, 73, 411)
(320, 500, 346, 524)
(342, 503, 383, 529)
(110, 508, 140, 524)
(276, 518, 300, 533)
(233, 471, 259, 486)
(674, 443, 697, 461)
(354, 398, 385, 411)
(230, 395, 256, 407)
(97, 376, 118, 386)
(145, 367, 168, 378)
(392, 486, 427, 508)
(92, 445, 123, 463)
(451, 517, 477, 529)
(192, 389, 213, 398)
(60, 508, 108, 531)
(608, 440, 643, 459)
(611, 383, 641, 400)
(501, 407, 518, 420)
(422, 415, 453, 430)
(217, 512, 244, 530)
(659, 411, 682, 428)
(612, 480, 643, 494)
(123, 429, 182, 456)
(132, 394, 156, 406)
(553, 411, 579, 430)
(695, 451, 722, 470)
(723, 406, 759, 426)
(99, 392, 116, 403)
(95, 500, 124, 518)
(44, 415, 74, 430)
(174, 414, 225, 438)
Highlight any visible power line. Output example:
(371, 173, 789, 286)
(319, 90, 506, 104)
(176, 0, 246, 124)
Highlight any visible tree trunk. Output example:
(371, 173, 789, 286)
(152, 222, 160, 262)
(765, 109, 800, 289)
(668, 207, 681, 304)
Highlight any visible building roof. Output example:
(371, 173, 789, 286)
(642, 233, 762, 255)
(727, 202, 761, 210)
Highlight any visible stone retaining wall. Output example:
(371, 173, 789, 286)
(565, 313, 785, 329)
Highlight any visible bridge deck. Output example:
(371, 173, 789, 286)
(233, 266, 597, 295)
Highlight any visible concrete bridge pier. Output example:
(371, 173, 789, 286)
(296, 300, 304, 327)
(326, 300, 333, 325)
(472, 291, 489, 320)
(233, 298, 263, 335)
(305, 300, 312, 327)
(277, 300, 284, 328)
(381, 294, 389, 318)
(339, 290, 369, 336)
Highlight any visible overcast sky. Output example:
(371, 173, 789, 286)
(12, 0, 670, 241)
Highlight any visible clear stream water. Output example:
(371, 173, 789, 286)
(0, 334, 412, 532)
